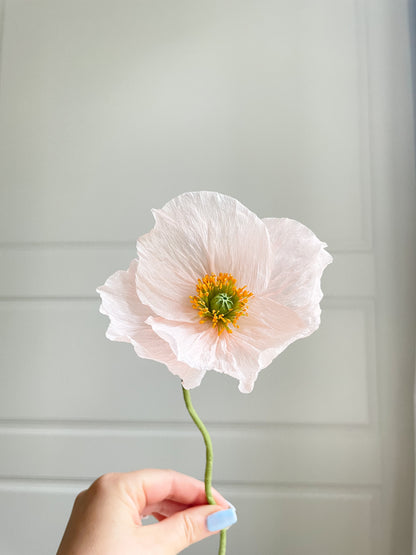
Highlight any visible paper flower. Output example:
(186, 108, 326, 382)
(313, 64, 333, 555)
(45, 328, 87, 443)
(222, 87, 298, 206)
(97, 191, 332, 393)
(97, 191, 332, 554)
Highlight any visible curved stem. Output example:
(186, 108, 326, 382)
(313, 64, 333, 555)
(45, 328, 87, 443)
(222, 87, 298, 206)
(219, 529, 226, 554)
(182, 386, 227, 554)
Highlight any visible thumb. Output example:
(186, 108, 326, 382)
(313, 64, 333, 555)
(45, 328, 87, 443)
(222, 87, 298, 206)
(150, 503, 237, 553)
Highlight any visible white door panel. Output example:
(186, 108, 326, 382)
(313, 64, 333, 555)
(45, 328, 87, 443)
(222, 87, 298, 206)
(0, 1, 414, 554)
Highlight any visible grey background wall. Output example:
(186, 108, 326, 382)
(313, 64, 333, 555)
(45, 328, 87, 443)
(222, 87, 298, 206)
(0, 1, 415, 554)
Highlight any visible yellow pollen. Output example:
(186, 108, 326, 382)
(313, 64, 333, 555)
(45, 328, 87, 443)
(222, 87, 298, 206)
(190, 273, 253, 335)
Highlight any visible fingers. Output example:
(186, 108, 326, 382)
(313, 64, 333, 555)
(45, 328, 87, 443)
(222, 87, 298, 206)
(67, 470, 237, 554)
(143, 499, 189, 519)
(142, 503, 237, 553)
(122, 469, 228, 512)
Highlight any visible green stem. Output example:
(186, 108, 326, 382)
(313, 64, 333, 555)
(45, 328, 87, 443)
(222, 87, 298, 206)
(219, 529, 226, 554)
(182, 386, 227, 554)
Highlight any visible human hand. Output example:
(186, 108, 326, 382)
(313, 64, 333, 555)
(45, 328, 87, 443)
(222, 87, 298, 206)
(56, 468, 237, 554)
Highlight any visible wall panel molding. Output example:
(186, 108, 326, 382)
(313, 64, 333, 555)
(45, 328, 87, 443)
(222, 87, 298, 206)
(0, 426, 381, 485)
(0, 0, 373, 250)
(0, 246, 375, 298)
(0, 300, 375, 426)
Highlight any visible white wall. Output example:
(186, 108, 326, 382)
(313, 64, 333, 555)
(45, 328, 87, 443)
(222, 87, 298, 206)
(0, 1, 415, 553)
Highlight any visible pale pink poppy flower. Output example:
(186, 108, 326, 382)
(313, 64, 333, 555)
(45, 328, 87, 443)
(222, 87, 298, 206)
(97, 191, 332, 393)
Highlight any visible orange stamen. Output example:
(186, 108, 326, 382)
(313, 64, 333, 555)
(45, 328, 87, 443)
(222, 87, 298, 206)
(190, 273, 253, 335)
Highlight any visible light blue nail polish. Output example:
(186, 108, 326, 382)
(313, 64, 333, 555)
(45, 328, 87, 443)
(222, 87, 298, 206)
(206, 507, 237, 532)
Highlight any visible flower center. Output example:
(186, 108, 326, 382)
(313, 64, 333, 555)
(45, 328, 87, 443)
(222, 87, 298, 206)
(190, 273, 253, 335)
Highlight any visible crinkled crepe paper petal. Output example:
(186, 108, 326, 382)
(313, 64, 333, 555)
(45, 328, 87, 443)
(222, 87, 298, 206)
(97, 260, 204, 389)
(263, 217, 333, 311)
(147, 295, 307, 393)
(135, 192, 272, 322)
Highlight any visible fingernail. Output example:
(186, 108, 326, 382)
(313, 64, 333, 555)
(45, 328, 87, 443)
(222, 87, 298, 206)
(206, 507, 237, 532)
